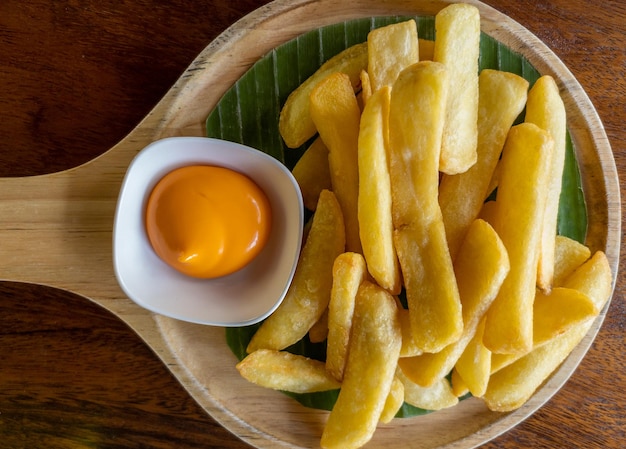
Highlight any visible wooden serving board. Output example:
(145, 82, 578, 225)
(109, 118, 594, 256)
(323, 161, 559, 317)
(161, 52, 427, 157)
(0, 0, 620, 448)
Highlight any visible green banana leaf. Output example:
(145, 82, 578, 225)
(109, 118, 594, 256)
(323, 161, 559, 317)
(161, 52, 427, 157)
(208, 16, 588, 418)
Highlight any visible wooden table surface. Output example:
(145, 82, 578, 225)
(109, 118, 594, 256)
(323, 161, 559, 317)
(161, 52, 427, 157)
(0, 0, 623, 448)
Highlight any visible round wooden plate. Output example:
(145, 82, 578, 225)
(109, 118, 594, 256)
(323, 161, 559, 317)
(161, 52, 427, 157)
(0, 1, 620, 448)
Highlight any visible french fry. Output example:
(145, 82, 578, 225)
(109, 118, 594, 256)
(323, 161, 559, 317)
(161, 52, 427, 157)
(380, 376, 404, 423)
(490, 240, 593, 374)
(310, 72, 363, 253)
(321, 281, 401, 449)
(247, 190, 345, 352)
(357, 85, 401, 294)
(360, 70, 372, 106)
(367, 20, 419, 93)
(388, 61, 462, 353)
(397, 368, 459, 411)
(483, 251, 612, 411)
(326, 252, 367, 381)
(434, 3, 481, 174)
(439, 69, 529, 259)
(279, 42, 368, 148)
(553, 235, 591, 287)
(309, 308, 329, 343)
(236, 349, 341, 393)
(399, 219, 508, 387)
(291, 137, 331, 211)
(562, 251, 613, 310)
(450, 367, 470, 398)
(525, 75, 567, 292)
(418, 38, 435, 61)
(489, 287, 597, 375)
(532, 287, 598, 347)
(483, 123, 554, 355)
(454, 318, 491, 397)
(398, 308, 423, 358)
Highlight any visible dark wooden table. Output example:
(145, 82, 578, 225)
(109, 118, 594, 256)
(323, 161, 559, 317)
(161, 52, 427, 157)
(1, 1, 624, 448)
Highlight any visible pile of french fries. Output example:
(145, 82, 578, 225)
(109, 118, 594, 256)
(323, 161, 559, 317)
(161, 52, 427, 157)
(236, 3, 613, 448)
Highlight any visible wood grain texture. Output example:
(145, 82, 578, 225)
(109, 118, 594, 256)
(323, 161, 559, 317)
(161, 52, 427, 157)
(0, 0, 623, 448)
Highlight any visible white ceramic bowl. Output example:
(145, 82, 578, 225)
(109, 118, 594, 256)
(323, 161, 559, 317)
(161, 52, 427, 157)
(112, 136, 304, 326)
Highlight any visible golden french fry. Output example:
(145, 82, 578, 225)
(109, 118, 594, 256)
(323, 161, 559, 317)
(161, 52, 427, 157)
(479, 200, 498, 228)
(491, 242, 594, 374)
(434, 3, 481, 174)
(490, 288, 597, 374)
(360, 70, 372, 106)
(454, 318, 491, 397)
(247, 190, 345, 352)
(380, 376, 404, 424)
(450, 367, 470, 398)
(321, 281, 401, 449)
(326, 252, 367, 381)
(309, 308, 329, 343)
(388, 61, 462, 353)
(398, 219, 508, 387)
(398, 308, 423, 358)
(483, 251, 612, 411)
(291, 137, 331, 211)
(357, 85, 401, 294)
(367, 20, 419, 93)
(525, 75, 567, 292)
(553, 235, 591, 287)
(237, 349, 341, 393)
(397, 368, 459, 411)
(533, 287, 598, 347)
(310, 72, 362, 254)
(439, 69, 529, 259)
(562, 251, 613, 310)
(279, 42, 368, 148)
(483, 123, 554, 355)
(418, 38, 434, 61)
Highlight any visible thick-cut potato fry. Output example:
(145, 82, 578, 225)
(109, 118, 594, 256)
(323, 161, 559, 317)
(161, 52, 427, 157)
(454, 317, 491, 397)
(397, 368, 459, 411)
(398, 308, 422, 358)
(491, 242, 594, 374)
(388, 61, 461, 353)
(418, 38, 435, 61)
(310, 72, 362, 254)
(525, 75, 567, 292)
(326, 252, 367, 381)
(484, 251, 612, 411)
(450, 367, 470, 398)
(399, 219, 508, 387)
(533, 287, 598, 346)
(483, 123, 554, 355)
(308, 308, 329, 343)
(247, 190, 345, 353)
(367, 20, 419, 93)
(434, 3, 481, 174)
(553, 235, 591, 286)
(279, 42, 368, 148)
(380, 376, 404, 424)
(291, 137, 331, 211)
(490, 288, 597, 374)
(236, 349, 341, 393)
(358, 85, 401, 294)
(321, 281, 401, 449)
(360, 70, 372, 106)
(439, 69, 529, 259)
(562, 251, 613, 310)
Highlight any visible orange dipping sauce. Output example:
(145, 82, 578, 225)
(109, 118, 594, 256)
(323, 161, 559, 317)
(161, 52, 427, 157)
(145, 165, 272, 279)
